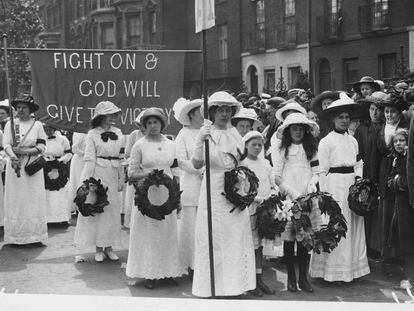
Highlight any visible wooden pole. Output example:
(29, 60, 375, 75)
(202, 29, 215, 298)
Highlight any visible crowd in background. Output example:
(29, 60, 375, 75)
(0, 74, 413, 298)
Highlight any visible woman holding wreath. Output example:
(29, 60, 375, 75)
(173, 97, 204, 278)
(43, 123, 72, 224)
(126, 107, 185, 289)
(191, 91, 256, 298)
(309, 92, 370, 282)
(74, 101, 125, 262)
(3, 95, 48, 245)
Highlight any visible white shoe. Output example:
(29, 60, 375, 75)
(104, 250, 119, 261)
(95, 252, 105, 263)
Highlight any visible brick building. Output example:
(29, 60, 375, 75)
(310, 0, 414, 93)
(240, 0, 310, 95)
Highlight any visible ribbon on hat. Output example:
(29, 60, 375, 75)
(101, 131, 118, 142)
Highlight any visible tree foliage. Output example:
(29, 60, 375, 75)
(0, 0, 44, 98)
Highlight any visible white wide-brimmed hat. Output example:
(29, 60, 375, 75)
(134, 110, 146, 125)
(173, 97, 203, 126)
(207, 91, 241, 110)
(0, 99, 11, 115)
(242, 130, 264, 144)
(318, 92, 365, 121)
(231, 108, 262, 128)
(276, 112, 319, 139)
(275, 100, 307, 122)
(92, 101, 121, 120)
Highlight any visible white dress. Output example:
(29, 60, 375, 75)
(175, 127, 203, 270)
(0, 132, 6, 227)
(192, 126, 256, 297)
(3, 119, 48, 244)
(240, 157, 274, 249)
(44, 133, 72, 223)
(74, 126, 125, 248)
(272, 142, 320, 241)
(123, 129, 144, 228)
(309, 131, 370, 282)
(126, 136, 186, 279)
(66, 133, 86, 214)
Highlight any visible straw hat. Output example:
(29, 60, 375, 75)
(0, 99, 11, 115)
(140, 107, 167, 130)
(275, 100, 307, 122)
(242, 130, 264, 144)
(357, 91, 391, 109)
(266, 96, 286, 109)
(318, 92, 362, 121)
(11, 94, 39, 113)
(287, 88, 305, 99)
(173, 97, 203, 126)
(310, 91, 340, 114)
(201, 91, 241, 115)
(231, 108, 262, 128)
(134, 110, 146, 125)
(275, 113, 319, 139)
(92, 101, 121, 120)
(352, 76, 380, 93)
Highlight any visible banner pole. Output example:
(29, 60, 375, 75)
(202, 29, 215, 298)
(2, 34, 16, 145)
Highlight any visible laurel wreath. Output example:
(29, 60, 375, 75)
(348, 178, 379, 216)
(134, 169, 182, 221)
(43, 160, 69, 191)
(222, 166, 259, 213)
(74, 178, 109, 217)
(255, 194, 288, 240)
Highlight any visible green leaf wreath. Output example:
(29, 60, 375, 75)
(291, 192, 348, 254)
(222, 166, 259, 213)
(255, 193, 289, 240)
(74, 178, 109, 217)
(43, 160, 69, 191)
(134, 169, 182, 221)
(348, 178, 379, 216)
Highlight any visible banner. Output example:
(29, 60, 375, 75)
(29, 50, 186, 134)
(195, 0, 215, 33)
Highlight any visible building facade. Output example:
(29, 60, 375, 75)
(240, 0, 310, 95)
(310, 0, 414, 93)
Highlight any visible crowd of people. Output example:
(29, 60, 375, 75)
(0, 75, 414, 299)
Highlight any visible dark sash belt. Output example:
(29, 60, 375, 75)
(329, 166, 354, 174)
(97, 156, 121, 160)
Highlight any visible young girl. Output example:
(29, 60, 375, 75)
(387, 129, 414, 278)
(240, 131, 276, 297)
(271, 113, 320, 293)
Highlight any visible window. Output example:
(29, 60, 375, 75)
(328, 0, 343, 13)
(379, 53, 396, 81)
(101, 23, 114, 49)
(264, 69, 276, 93)
(218, 24, 228, 73)
(254, 0, 265, 49)
(126, 15, 141, 47)
(284, 0, 295, 17)
(343, 58, 359, 91)
(149, 12, 156, 34)
(288, 66, 300, 88)
(372, 0, 389, 29)
(92, 25, 98, 49)
(319, 58, 332, 92)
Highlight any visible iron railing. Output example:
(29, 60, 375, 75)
(358, 2, 390, 33)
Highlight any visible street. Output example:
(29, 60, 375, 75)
(0, 215, 413, 304)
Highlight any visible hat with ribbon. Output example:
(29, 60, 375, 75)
(173, 97, 203, 126)
(318, 92, 363, 121)
(92, 101, 121, 120)
(266, 96, 286, 109)
(231, 108, 262, 128)
(276, 112, 319, 139)
(140, 107, 168, 130)
(352, 76, 381, 93)
(201, 91, 241, 116)
(275, 99, 307, 122)
(11, 94, 39, 113)
(357, 91, 391, 109)
(310, 91, 340, 114)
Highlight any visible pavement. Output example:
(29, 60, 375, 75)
(0, 215, 414, 304)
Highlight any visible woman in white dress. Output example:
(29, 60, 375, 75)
(173, 98, 204, 277)
(43, 124, 72, 224)
(272, 113, 320, 293)
(3, 95, 47, 245)
(126, 107, 185, 289)
(191, 91, 256, 298)
(310, 93, 370, 282)
(67, 132, 87, 216)
(74, 101, 125, 262)
(123, 111, 145, 228)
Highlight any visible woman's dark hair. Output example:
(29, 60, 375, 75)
(187, 106, 199, 122)
(231, 118, 254, 127)
(208, 106, 238, 122)
(91, 115, 106, 128)
(279, 124, 318, 161)
(142, 115, 164, 131)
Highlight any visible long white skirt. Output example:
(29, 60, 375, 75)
(0, 176, 4, 227)
(126, 206, 186, 279)
(66, 154, 85, 213)
(4, 157, 47, 244)
(46, 184, 70, 223)
(309, 173, 370, 282)
(123, 183, 135, 228)
(74, 164, 121, 248)
(178, 205, 197, 270)
(192, 170, 256, 297)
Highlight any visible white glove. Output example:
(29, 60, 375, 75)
(307, 175, 319, 193)
(197, 120, 212, 142)
(279, 182, 301, 200)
